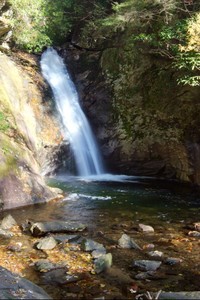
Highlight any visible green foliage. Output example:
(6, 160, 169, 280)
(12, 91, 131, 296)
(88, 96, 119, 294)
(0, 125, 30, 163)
(8, 0, 51, 52)
(85, 0, 199, 91)
(8, 0, 111, 52)
(0, 112, 9, 132)
(175, 51, 200, 86)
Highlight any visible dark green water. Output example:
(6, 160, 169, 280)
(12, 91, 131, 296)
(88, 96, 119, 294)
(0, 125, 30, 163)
(2, 175, 200, 228)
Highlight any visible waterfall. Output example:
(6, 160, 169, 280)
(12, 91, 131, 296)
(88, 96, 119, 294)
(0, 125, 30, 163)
(40, 47, 105, 176)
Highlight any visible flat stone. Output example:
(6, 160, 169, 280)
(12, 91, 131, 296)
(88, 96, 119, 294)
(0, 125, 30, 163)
(159, 291, 200, 299)
(165, 257, 183, 265)
(92, 248, 107, 258)
(133, 260, 162, 271)
(135, 271, 153, 280)
(52, 234, 81, 243)
(30, 221, 86, 236)
(35, 259, 68, 273)
(42, 269, 82, 285)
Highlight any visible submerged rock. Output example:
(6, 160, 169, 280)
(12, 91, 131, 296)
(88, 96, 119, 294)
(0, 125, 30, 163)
(133, 260, 162, 271)
(35, 259, 68, 273)
(94, 253, 112, 274)
(7, 242, 22, 252)
(42, 269, 83, 285)
(164, 257, 183, 265)
(30, 221, 87, 236)
(188, 231, 200, 238)
(147, 250, 164, 258)
(0, 228, 13, 238)
(158, 291, 200, 299)
(0, 265, 51, 299)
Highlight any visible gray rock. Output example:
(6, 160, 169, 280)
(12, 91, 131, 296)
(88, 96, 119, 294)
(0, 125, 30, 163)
(92, 248, 107, 258)
(0, 228, 13, 238)
(148, 250, 163, 258)
(7, 242, 22, 252)
(133, 260, 162, 271)
(81, 238, 105, 252)
(94, 253, 112, 274)
(118, 234, 142, 250)
(194, 222, 200, 232)
(42, 269, 81, 285)
(0, 265, 51, 299)
(135, 271, 155, 280)
(30, 221, 86, 236)
(0, 214, 17, 229)
(165, 257, 183, 265)
(35, 259, 68, 273)
(36, 237, 57, 250)
(159, 291, 200, 299)
(52, 234, 81, 243)
(138, 223, 154, 233)
(188, 231, 200, 238)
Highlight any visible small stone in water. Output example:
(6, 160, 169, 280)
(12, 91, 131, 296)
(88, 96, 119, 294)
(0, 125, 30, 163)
(143, 244, 155, 250)
(188, 231, 200, 238)
(194, 222, 200, 232)
(138, 224, 154, 233)
(133, 260, 162, 271)
(165, 257, 183, 265)
(7, 242, 22, 252)
(148, 250, 163, 258)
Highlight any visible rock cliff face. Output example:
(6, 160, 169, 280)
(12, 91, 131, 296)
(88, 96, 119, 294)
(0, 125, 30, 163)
(0, 51, 63, 210)
(63, 45, 200, 186)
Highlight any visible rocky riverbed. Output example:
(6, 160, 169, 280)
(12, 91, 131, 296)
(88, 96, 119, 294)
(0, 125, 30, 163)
(0, 209, 200, 299)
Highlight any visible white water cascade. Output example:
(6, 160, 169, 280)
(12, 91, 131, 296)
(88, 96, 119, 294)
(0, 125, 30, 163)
(40, 47, 105, 177)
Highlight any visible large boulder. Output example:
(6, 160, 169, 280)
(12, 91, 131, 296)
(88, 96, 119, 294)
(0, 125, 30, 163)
(0, 265, 52, 299)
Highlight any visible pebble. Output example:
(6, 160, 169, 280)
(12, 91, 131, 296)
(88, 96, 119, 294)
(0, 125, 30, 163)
(138, 224, 154, 233)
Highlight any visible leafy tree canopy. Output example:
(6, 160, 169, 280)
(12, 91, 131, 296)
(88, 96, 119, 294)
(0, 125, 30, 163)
(8, 0, 111, 52)
(7, 0, 200, 86)
(80, 0, 200, 86)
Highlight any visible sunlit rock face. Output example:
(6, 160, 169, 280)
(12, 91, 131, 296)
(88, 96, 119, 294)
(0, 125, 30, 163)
(0, 51, 62, 209)
(63, 46, 200, 185)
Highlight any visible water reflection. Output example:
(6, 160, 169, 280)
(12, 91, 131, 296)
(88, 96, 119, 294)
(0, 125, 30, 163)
(1, 177, 199, 231)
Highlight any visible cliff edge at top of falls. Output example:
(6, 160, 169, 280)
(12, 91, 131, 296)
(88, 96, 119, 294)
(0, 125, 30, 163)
(0, 50, 64, 210)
